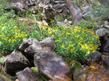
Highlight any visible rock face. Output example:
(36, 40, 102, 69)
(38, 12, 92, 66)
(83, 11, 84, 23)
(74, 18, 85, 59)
(34, 51, 69, 80)
(3, 37, 71, 80)
(4, 50, 30, 76)
(16, 67, 38, 81)
(23, 37, 70, 80)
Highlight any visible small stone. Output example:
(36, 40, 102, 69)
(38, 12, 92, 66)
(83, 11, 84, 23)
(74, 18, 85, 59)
(16, 67, 38, 81)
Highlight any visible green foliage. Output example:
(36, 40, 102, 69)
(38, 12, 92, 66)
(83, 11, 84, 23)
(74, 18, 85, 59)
(0, 0, 100, 62)
(0, 13, 28, 53)
(0, 0, 8, 15)
(87, 5, 109, 22)
(31, 67, 39, 73)
(78, 20, 97, 29)
(30, 25, 100, 62)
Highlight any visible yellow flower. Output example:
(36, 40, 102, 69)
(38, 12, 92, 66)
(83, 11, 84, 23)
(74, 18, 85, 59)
(81, 44, 90, 50)
(61, 44, 65, 48)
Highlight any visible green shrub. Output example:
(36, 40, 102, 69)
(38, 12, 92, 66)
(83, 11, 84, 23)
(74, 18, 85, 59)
(78, 20, 97, 29)
(0, 0, 8, 16)
(0, 15, 28, 54)
(30, 24, 100, 62)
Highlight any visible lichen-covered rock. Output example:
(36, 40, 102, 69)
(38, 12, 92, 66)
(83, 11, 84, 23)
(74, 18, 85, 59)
(16, 67, 38, 81)
(34, 51, 70, 80)
(4, 50, 30, 76)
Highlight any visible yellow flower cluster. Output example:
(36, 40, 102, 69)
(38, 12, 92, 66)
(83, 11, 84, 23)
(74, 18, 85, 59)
(0, 23, 28, 52)
(38, 25, 100, 61)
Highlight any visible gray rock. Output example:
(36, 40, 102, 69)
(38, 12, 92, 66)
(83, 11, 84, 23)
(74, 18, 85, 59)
(4, 50, 30, 76)
(19, 38, 39, 65)
(40, 37, 56, 51)
(96, 28, 109, 37)
(34, 51, 69, 80)
(87, 51, 102, 64)
(16, 67, 38, 81)
(19, 38, 39, 51)
(24, 37, 55, 53)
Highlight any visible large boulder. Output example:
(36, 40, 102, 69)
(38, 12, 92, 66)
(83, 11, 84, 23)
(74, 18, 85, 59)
(19, 37, 55, 66)
(23, 37, 70, 80)
(34, 51, 70, 80)
(4, 50, 30, 76)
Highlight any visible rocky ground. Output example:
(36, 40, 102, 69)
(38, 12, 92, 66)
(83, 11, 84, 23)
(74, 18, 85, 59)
(0, 29, 109, 81)
(0, 0, 109, 81)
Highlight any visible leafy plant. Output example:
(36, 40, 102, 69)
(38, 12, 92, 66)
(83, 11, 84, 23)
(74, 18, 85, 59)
(30, 24, 100, 62)
(78, 20, 97, 29)
(0, 14, 28, 54)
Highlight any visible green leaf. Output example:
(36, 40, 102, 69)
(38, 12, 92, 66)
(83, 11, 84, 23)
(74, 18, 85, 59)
(31, 67, 39, 73)
(0, 56, 6, 64)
